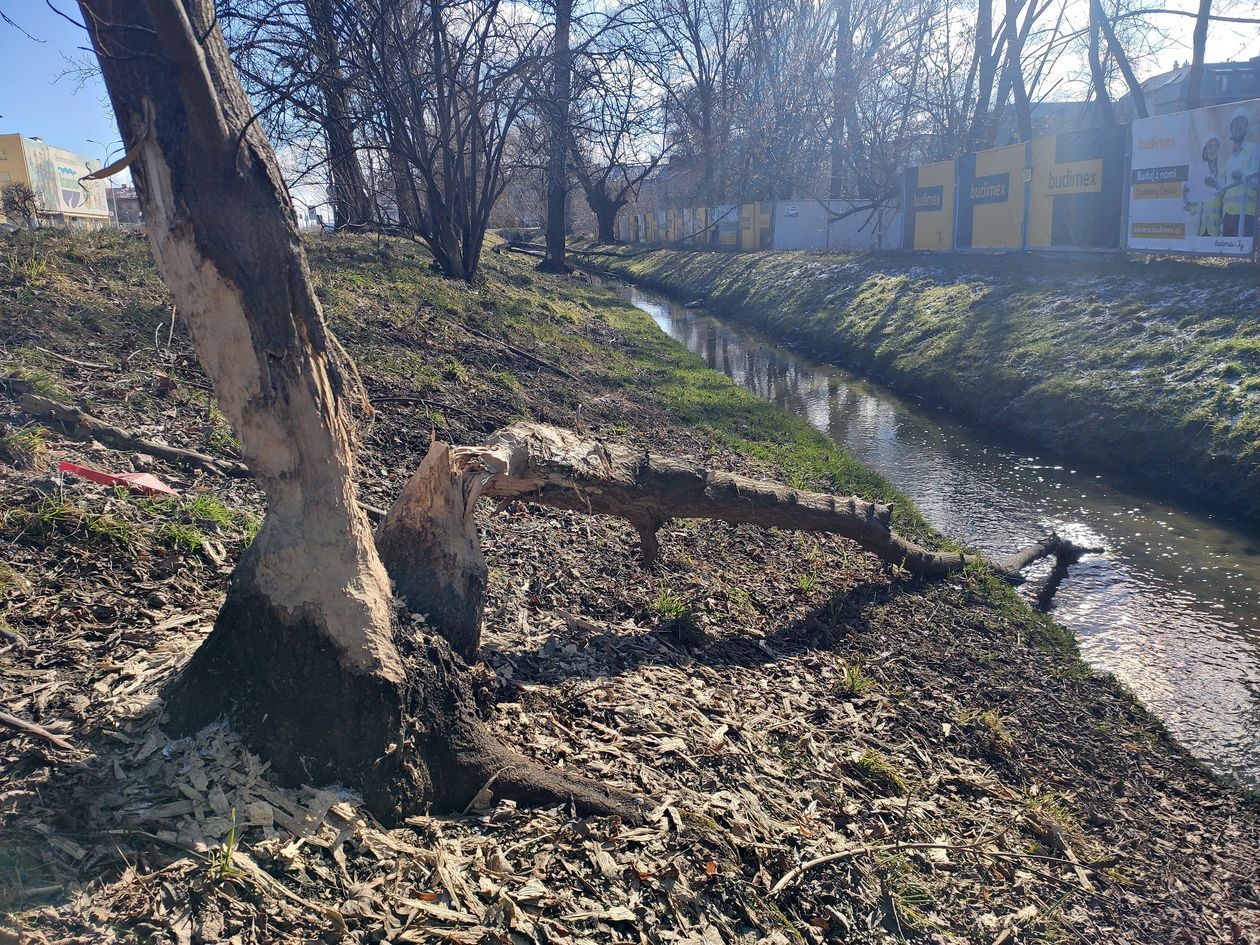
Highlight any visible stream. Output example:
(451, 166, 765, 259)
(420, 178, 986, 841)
(624, 285, 1260, 789)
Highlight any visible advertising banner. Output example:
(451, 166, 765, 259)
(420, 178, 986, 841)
(1127, 98, 1259, 255)
(901, 160, 956, 250)
(1027, 126, 1125, 250)
(22, 139, 108, 219)
(955, 142, 1027, 250)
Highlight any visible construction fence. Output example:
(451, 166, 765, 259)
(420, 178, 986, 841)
(618, 198, 901, 253)
(616, 97, 1258, 259)
(902, 97, 1259, 258)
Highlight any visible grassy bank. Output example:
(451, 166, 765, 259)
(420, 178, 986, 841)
(598, 246, 1260, 522)
(2, 230, 1258, 941)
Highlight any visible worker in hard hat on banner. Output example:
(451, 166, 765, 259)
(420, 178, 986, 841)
(1184, 134, 1223, 237)
(1221, 106, 1258, 238)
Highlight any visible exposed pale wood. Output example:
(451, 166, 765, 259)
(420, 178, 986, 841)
(78, 0, 641, 823)
(21, 393, 249, 478)
(376, 442, 488, 660)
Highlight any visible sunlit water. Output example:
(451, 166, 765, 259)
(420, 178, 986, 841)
(625, 286, 1260, 788)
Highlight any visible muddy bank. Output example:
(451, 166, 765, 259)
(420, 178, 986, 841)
(596, 247, 1260, 524)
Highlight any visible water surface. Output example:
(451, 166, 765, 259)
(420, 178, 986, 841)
(626, 286, 1260, 788)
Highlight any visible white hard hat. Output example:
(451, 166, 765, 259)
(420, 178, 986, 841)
(1230, 107, 1250, 127)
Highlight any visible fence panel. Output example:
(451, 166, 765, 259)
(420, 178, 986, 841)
(901, 160, 956, 250)
(1127, 98, 1259, 256)
(955, 142, 1027, 250)
(1027, 126, 1126, 251)
(827, 201, 901, 251)
(772, 201, 829, 250)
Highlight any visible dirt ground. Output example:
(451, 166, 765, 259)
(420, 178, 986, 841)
(2, 231, 1258, 943)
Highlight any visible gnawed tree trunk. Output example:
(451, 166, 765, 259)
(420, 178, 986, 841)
(376, 442, 488, 660)
(381, 423, 1097, 657)
(79, 0, 638, 824)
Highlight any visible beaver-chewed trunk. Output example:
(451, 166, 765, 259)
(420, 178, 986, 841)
(82, 0, 642, 824)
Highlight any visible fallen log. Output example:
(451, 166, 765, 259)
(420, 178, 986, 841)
(377, 422, 1099, 658)
(20, 394, 250, 478)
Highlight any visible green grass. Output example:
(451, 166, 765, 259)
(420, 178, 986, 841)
(849, 749, 908, 795)
(956, 707, 1014, 748)
(0, 424, 46, 469)
(157, 522, 205, 554)
(836, 661, 876, 697)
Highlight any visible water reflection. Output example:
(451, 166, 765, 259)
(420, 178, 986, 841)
(628, 287, 1260, 788)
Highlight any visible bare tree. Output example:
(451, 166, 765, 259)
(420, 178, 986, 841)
(1186, 0, 1211, 110)
(1, 182, 43, 229)
(76, 0, 633, 822)
(569, 53, 666, 241)
(351, 0, 541, 280)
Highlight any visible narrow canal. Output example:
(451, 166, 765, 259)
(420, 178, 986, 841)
(625, 286, 1260, 789)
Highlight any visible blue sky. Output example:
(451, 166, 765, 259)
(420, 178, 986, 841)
(0, 3, 121, 163)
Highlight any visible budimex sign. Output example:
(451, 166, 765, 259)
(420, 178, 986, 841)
(1043, 161, 1103, 196)
(954, 142, 1025, 250)
(901, 160, 955, 250)
(913, 185, 944, 211)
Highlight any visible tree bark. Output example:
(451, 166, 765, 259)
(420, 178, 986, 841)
(828, 0, 852, 198)
(78, 0, 639, 824)
(1088, 0, 1116, 126)
(539, 0, 573, 273)
(1097, 2, 1147, 119)
(304, 0, 373, 229)
(1186, 0, 1212, 110)
(1003, 0, 1033, 142)
(967, 0, 998, 150)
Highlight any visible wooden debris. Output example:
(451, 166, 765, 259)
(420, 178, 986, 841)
(0, 709, 74, 751)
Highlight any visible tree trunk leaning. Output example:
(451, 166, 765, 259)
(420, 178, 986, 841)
(539, 0, 573, 273)
(78, 0, 639, 824)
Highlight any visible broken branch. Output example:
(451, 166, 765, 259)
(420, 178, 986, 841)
(20, 394, 250, 478)
(453, 423, 1095, 578)
(0, 710, 74, 751)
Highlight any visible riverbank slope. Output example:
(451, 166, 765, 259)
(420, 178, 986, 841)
(2, 231, 1257, 942)
(597, 247, 1260, 523)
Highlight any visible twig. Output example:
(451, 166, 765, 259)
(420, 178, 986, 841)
(459, 324, 578, 381)
(770, 840, 1104, 896)
(33, 346, 115, 372)
(0, 709, 74, 751)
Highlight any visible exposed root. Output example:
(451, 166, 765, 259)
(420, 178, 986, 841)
(163, 559, 643, 825)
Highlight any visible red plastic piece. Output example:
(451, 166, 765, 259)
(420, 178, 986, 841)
(58, 461, 178, 496)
